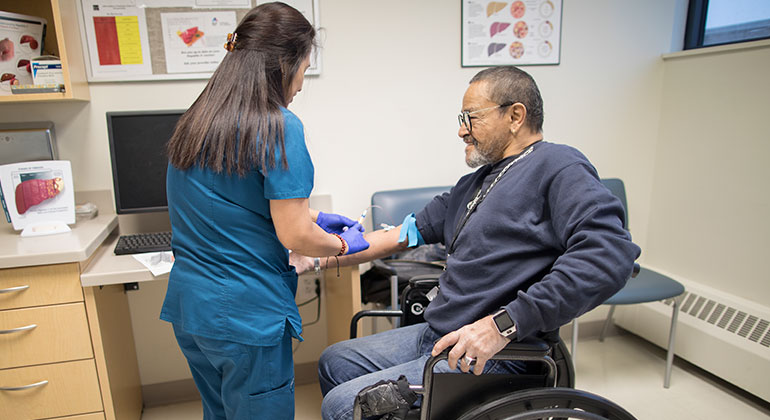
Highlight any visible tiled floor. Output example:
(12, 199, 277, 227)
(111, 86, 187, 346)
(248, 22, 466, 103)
(141, 333, 769, 420)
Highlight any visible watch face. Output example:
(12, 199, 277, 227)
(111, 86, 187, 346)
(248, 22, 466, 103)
(493, 310, 516, 338)
(494, 310, 515, 331)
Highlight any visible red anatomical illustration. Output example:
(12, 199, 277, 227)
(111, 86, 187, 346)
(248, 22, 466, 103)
(17, 59, 30, 73)
(15, 177, 64, 214)
(1, 73, 18, 87)
(177, 27, 204, 47)
(20, 35, 39, 50)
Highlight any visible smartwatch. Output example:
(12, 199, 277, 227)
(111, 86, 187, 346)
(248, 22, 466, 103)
(492, 309, 517, 339)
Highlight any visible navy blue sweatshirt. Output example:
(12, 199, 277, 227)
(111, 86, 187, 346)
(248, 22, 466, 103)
(416, 141, 641, 339)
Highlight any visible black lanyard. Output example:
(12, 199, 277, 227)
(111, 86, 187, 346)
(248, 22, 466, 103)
(447, 144, 536, 255)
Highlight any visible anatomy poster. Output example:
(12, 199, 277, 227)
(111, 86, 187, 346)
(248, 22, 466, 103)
(462, 0, 562, 67)
(161, 11, 236, 73)
(81, 1, 153, 79)
(0, 12, 45, 94)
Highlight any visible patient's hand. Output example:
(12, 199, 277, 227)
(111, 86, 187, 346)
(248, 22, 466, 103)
(289, 251, 315, 274)
(431, 315, 511, 375)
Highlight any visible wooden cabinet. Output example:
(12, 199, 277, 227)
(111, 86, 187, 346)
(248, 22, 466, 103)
(0, 0, 89, 102)
(0, 360, 103, 419)
(0, 262, 141, 420)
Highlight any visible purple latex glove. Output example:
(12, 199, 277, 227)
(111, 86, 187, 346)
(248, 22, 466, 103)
(317, 211, 363, 234)
(340, 222, 369, 254)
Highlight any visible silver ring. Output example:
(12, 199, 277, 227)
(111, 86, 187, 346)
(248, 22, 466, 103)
(463, 355, 476, 365)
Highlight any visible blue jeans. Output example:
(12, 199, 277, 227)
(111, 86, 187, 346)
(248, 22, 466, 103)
(318, 323, 525, 420)
(172, 324, 295, 420)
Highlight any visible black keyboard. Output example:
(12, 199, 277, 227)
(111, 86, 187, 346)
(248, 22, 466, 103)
(114, 232, 172, 255)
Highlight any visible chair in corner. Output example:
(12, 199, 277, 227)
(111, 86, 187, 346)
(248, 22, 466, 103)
(570, 178, 685, 388)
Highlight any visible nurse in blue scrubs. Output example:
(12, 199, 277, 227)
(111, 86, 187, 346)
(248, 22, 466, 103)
(160, 4, 369, 419)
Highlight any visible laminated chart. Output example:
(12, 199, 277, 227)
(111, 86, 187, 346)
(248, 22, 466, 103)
(462, 0, 562, 66)
(93, 16, 143, 65)
(81, 1, 153, 79)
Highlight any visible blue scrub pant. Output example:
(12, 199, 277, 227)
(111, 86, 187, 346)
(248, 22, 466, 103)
(172, 324, 295, 420)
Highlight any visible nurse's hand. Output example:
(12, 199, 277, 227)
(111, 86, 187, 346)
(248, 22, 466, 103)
(316, 212, 362, 234)
(289, 251, 314, 274)
(340, 223, 369, 254)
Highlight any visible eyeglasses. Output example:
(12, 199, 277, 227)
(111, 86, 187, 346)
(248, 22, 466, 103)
(458, 103, 513, 133)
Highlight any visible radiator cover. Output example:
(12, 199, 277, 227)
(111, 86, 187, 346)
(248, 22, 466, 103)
(613, 271, 770, 402)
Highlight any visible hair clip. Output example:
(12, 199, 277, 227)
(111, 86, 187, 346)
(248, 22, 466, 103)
(224, 33, 237, 52)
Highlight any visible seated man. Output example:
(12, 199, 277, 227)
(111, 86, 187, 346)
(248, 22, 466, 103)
(301, 66, 641, 420)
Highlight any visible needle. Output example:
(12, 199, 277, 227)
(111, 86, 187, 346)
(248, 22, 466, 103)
(342, 208, 368, 232)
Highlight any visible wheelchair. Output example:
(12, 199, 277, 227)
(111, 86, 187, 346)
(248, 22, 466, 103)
(349, 271, 639, 420)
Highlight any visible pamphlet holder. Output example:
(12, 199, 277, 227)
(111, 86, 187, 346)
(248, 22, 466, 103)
(20, 220, 71, 237)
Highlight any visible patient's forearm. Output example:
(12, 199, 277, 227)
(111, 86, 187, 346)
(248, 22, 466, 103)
(322, 227, 407, 268)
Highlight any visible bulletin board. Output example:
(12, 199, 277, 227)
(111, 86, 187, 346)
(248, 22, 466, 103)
(76, 0, 321, 82)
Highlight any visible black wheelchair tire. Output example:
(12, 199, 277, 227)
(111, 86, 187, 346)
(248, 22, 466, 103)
(453, 387, 637, 420)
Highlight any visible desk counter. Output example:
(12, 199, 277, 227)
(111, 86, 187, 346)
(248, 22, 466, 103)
(80, 232, 168, 287)
(0, 214, 118, 269)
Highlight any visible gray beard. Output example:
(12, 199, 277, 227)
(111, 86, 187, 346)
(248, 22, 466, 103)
(465, 146, 494, 168)
(465, 137, 499, 168)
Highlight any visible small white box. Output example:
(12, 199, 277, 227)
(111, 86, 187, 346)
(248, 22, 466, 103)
(31, 56, 63, 86)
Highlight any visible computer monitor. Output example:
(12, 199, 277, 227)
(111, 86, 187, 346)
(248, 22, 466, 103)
(106, 110, 185, 214)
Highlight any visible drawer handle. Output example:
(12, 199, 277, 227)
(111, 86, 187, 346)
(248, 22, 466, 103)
(0, 380, 49, 391)
(0, 285, 29, 294)
(0, 324, 37, 334)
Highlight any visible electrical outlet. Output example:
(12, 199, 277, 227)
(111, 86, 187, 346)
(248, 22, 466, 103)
(297, 274, 319, 301)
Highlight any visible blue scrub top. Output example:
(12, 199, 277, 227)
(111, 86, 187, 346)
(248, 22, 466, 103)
(160, 108, 314, 346)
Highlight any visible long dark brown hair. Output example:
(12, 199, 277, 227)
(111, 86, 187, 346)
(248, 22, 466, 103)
(167, 2, 316, 175)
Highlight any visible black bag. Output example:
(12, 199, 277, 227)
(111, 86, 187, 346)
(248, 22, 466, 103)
(360, 244, 446, 306)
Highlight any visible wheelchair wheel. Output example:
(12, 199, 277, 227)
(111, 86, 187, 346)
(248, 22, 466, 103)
(454, 387, 636, 420)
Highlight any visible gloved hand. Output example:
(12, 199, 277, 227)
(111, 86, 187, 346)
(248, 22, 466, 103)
(317, 211, 363, 234)
(340, 222, 369, 254)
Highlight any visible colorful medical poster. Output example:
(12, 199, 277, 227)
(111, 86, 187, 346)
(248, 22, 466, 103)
(160, 11, 236, 73)
(462, 0, 562, 67)
(93, 16, 144, 65)
(0, 11, 45, 95)
(81, 1, 153, 79)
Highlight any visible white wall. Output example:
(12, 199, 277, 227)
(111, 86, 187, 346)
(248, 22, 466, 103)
(0, 0, 683, 252)
(0, 1, 691, 384)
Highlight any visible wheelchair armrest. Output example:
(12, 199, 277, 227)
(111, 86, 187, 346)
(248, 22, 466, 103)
(427, 336, 551, 364)
(496, 336, 552, 359)
(408, 274, 441, 288)
(350, 309, 404, 339)
(423, 336, 558, 388)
